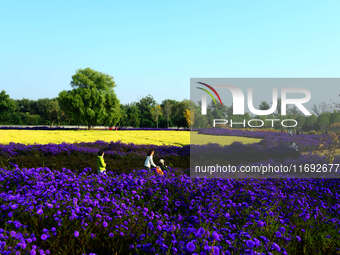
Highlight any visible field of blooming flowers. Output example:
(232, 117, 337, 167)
(0, 130, 190, 146)
(0, 141, 190, 172)
(197, 129, 326, 151)
(0, 129, 339, 254)
(0, 167, 339, 255)
(0, 129, 265, 147)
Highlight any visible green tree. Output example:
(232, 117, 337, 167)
(303, 115, 318, 131)
(0, 90, 14, 112)
(295, 115, 306, 132)
(259, 101, 270, 110)
(330, 111, 340, 124)
(16, 99, 36, 114)
(136, 95, 156, 127)
(0, 90, 17, 124)
(172, 100, 194, 128)
(151, 105, 162, 128)
(318, 113, 331, 132)
(121, 103, 140, 127)
(161, 100, 176, 128)
(58, 68, 121, 129)
(35, 98, 61, 125)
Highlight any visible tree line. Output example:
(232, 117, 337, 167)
(1, 67, 339, 131)
(0, 68, 193, 128)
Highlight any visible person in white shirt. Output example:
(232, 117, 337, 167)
(144, 150, 157, 170)
(289, 142, 299, 151)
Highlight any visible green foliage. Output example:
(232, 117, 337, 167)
(303, 115, 318, 131)
(295, 115, 306, 131)
(70, 67, 115, 90)
(0, 90, 18, 124)
(317, 113, 331, 132)
(35, 98, 61, 125)
(330, 111, 340, 124)
(1, 78, 340, 130)
(58, 68, 121, 128)
(136, 95, 156, 127)
(150, 105, 162, 128)
(259, 101, 270, 110)
(172, 100, 192, 128)
(0, 90, 16, 113)
(161, 100, 176, 128)
(120, 103, 141, 127)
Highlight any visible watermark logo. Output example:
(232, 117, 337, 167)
(196, 82, 223, 106)
(197, 82, 312, 116)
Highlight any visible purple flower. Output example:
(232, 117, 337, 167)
(257, 220, 265, 227)
(212, 246, 220, 255)
(103, 221, 108, 228)
(253, 238, 261, 247)
(212, 231, 220, 241)
(147, 222, 153, 230)
(272, 242, 281, 252)
(278, 226, 286, 233)
(296, 235, 301, 242)
(18, 241, 27, 249)
(275, 231, 282, 238)
(195, 227, 205, 238)
(41, 234, 48, 241)
(10, 231, 16, 237)
(203, 244, 211, 251)
(10, 204, 18, 210)
(246, 239, 255, 248)
(74, 231, 79, 238)
(36, 209, 43, 215)
(186, 241, 196, 253)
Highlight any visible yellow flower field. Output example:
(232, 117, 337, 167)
(0, 130, 261, 146)
(0, 130, 189, 146)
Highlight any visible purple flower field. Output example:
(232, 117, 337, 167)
(198, 129, 329, 151)
(0, 141, 188, 158)
(0, 166, 339, 254)
(0, 130, 339, 254)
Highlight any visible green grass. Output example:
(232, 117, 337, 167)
(190, 132, 261, 146)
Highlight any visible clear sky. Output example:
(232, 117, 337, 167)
(1, 1, 340, 104)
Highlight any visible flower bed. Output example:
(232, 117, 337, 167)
(197, 128, 330, 151)
(0, 167, 339, 254)
(0, 142, 190, 172)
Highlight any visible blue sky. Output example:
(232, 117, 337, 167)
(1, 1, 340, 104)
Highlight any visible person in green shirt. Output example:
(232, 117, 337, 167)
(97, 150, 107, 174)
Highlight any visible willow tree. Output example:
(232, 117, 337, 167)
(151, 105, 162, 128)
(58, 68, 121, 129)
